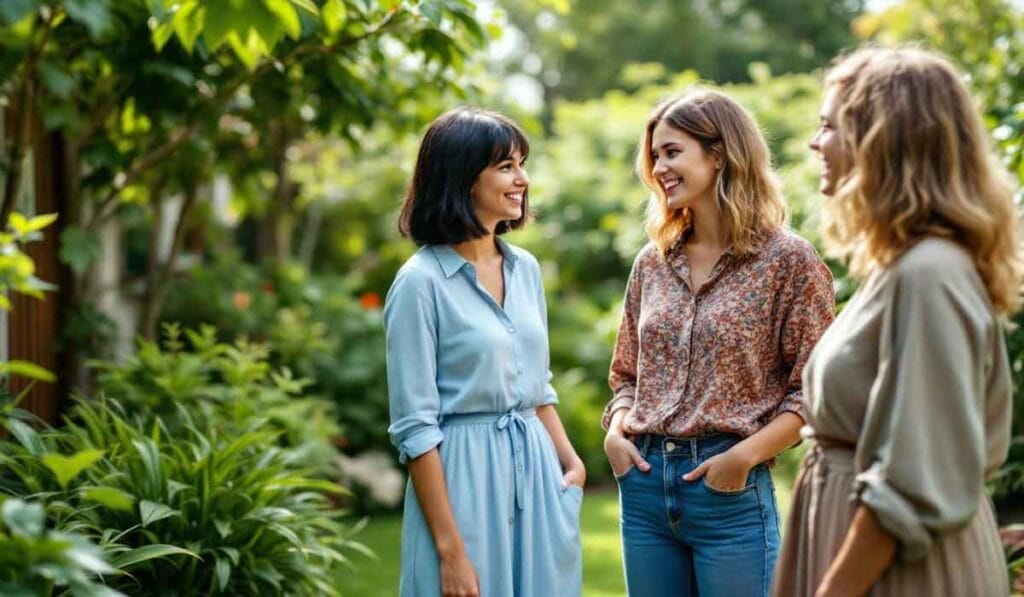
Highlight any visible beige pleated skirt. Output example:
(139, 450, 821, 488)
(773, 445, 1009, 597)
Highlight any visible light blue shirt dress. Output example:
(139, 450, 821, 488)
(385, 239, 583, 597)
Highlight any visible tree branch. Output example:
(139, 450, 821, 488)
(87, 10, 403, 230)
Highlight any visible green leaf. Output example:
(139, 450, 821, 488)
(109, 544, 199, 569)
(6, 418, 43, 456)
(215, 557, 231, 591)
(7, 212, 28, 235)
(80, 486, 136, 512)
(59, 226, 102, 274)
(2, 499, 44, 537)
(264, 0, 300, 39)
(65, 540, 116, 574)
(289, 0, 318, 15)
(0, 360, 56, 382)
(37, 61, 77, 99)
(64, 0, 113, 39)
(202, 1, 237, 50)
(42, 449, 105, 488)
(0, 0, 38, 26)
(170, 1, 203, 53)
(321, 0, 346, 34)
(24, 213, 57, 233)
(419, 1, 441, 25)
(139, 500, 179, 527)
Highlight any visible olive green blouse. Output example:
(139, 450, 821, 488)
(802, 237, 1012, 562)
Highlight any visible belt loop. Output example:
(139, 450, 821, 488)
(690, 438, 699, 463)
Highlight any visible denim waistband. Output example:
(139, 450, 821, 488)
(631, 433, 741, 460)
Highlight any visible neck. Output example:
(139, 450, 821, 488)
(452, 233, 500, 263)
(687, 195, 727, 249)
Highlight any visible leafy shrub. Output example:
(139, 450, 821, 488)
(92, 324, 340, 476)
(160, 259, 391, 457)
(2, 395, 361, 596)
(1, 326, 369, 595)
(0, 496, 119, 597)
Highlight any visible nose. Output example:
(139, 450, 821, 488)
(652, 157, 668, 177)
(808, 130, 821, 152)
(515, 165, 529, 187)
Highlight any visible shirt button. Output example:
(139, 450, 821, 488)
(508, 515, 514, 525)
(508, 326, 516, 333)
(517, 367, 524, 374)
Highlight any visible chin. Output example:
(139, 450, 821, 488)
(665, 197, 688, 210)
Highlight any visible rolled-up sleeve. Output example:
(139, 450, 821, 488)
(853, 260, 998, 562)
(384, 268, 444, 464)
(603, 256, 642, 429)
(776, 248, 835, 421)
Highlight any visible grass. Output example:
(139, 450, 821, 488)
(340, 477, 793, 596)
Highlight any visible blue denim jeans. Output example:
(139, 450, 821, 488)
(616, 434, 781, 597)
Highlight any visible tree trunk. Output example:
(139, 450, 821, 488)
(138, 181, 199, 340)
(256, 120, 296, 263)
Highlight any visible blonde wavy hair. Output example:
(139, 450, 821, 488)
(637, 89, 786, 255)
(822, 46, 1022, 314)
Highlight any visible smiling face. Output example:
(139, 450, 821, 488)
(650, 120, 720, 210)
(470, 148, 529, 232)
(809, 86, 851, 196)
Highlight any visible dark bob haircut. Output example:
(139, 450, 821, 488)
(399, 107, 530, 245)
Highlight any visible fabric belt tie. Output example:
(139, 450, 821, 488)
(442, 408, 536, 512)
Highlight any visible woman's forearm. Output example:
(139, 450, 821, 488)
(407, 449, 466, 559)
(816, 506, 897, 596)
(730, 411, 803, 467)
(537, 405, 585, 483)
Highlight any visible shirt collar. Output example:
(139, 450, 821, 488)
(430, 238, 518, 279)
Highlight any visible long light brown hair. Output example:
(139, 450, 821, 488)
(637, 89, 786, 255)
(823, 46, 1022, 314)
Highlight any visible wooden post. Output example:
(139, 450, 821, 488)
(5, 108, 69, 423)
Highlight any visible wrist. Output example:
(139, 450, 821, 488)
(435, 536, 466, 561)
(606, 408, 630, 437)
(729, 441, 760, 469)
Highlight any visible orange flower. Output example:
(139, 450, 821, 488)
(359, 291, 382, 311)
(232, 291, 252, 311)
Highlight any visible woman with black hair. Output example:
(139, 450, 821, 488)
(384, 107, 584, 597)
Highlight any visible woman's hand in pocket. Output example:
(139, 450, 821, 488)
(562, 457, 587, 490)
(683, 447, 755, 491)
(603, 431, 649, 478)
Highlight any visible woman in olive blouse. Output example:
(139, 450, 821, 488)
(773, 47, 1019, 597)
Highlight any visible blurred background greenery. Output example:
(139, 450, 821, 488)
(1, 0, 1022, 594)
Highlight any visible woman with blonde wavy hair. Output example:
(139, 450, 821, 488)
(603, 89, 834, 596)
(773, 47, 1019, 597)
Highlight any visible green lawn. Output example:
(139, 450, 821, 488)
(341, 479, 793, 596)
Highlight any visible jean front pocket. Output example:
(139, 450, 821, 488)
(613, 464, 636, 482)
(698, 462, 768, 497)
(701, 476, 756, 497)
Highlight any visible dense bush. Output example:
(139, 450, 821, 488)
(160, 256, 391, 458)
(0, 328, 366, 595)
(0, 496, 119, 597)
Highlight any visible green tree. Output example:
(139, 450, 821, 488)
(0, 0, 489, 363)
(496, 0, 863, 106)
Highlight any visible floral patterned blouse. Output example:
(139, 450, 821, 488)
(603, 227, 835, 438)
